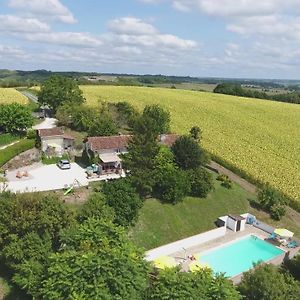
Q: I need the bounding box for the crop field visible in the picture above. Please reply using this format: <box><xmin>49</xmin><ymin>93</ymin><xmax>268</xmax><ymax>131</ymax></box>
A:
<box><xmin>0</xmin><ymin>88</ymin><xmax>28</xmax><ymax>104</ymax></box>
<box><xmin>81</xmin><ymin>85</ymin><xmax>300</xmax><ymax>203</ymax></box>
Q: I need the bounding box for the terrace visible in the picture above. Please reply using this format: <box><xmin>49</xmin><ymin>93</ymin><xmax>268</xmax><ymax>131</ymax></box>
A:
<box><xmin>146</xmin><ymin>213</ymin><xmax>300</xmax><ymax>284</ymax></box>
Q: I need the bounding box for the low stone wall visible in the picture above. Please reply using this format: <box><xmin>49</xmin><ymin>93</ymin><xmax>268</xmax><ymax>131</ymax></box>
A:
<box><xmin>145</xmin><ymin>226</ymin><xmax>226</xmax><ymax>261</ymax></box>
<box><xmin>3</xmin><ymin>148</ymin><xmax>41</xmax><ymax>170</ymax></box>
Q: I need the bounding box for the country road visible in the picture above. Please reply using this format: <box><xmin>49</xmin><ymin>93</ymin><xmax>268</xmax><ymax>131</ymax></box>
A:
<box><xmin>20</xmin><ymin>90</ymin><xmax>38</xmax><ymax>103</ymax></box>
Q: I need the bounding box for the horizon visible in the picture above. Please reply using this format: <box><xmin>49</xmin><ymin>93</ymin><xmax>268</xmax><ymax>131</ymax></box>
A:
<box><xmin>1</xmin><ymin>1</ymin><xmax>300</xmax><ymax>79</ymax></box>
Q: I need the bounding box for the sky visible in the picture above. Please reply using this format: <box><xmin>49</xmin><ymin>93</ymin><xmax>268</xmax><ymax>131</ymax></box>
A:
<box><xmin>1</xmin><ymin>0</ymin><xmax>300</xmax><ymax>79</ymax></box>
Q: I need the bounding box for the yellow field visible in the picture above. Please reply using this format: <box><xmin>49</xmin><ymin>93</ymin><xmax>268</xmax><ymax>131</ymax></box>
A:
<box><xmin>0</xmin><ymin>88</ymin><xmax>28</xmax><ymax>105</ymax></box>
<box><xmin>81</xmin><ymin>85</ymin><xmax>300</xmax><ymax>202</ymax></box>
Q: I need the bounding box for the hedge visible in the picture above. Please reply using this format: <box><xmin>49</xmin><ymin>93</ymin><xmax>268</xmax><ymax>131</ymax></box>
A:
<box><xmin>0</xmin><ymin>139</ymin><xmax>35</xmax><ymax>167</ymax></box>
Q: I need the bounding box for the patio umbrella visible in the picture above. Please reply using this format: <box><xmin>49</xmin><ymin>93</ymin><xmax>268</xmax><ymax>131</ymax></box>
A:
<box><xmin>189</xmin><ymin>261</ymin><xmax>210</xmax><ymax>272</ymax></box>
<box><xmin>153</xmin><ymin>256</ymin><xmax>177</xmax><ymax>270</ymax></box>
<box><xmin>274</xmin><ymin>228</ymin><xmax>294</xmax><ymax>238</ymax></box>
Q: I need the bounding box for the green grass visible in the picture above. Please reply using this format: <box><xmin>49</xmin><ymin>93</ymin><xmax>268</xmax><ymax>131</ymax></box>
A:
<box><xmin>0</xmin><ymin>139</ymin><xmax>35</xmax><ymax>167</ymax></box>
<box><xmin>129</xmin><ymin>175</ymin><xmax>300</xmax><ymax>250</ymax></box>
<box><xmin>0</xmin><ymin>134</ymin><xmax>20</xmax><ymax>147</ymax></box>
<box><xmin>129</xmin><ymin>176</ymin><xmax>252</xmax><ymax>250</ymax></box>
<box><xmin>81</xmin><ymin>85</ymin><xmax>300</xmax><ymax>204</ymax></box>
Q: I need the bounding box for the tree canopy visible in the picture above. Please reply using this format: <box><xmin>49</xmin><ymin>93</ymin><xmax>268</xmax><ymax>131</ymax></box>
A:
<box><xmin>171</xmin><ymin>135</ymin><xmax>208</xmax><ymax>170</ymax></box>
<box><xmin>38</xmin><ymin>75</ymin><xmax>85</xmax><ymax>112</ymax></box>
<box><xmin>0</xmin><ymin>103</ymin><xmax>33</xmax><ymax>133</ymax></box>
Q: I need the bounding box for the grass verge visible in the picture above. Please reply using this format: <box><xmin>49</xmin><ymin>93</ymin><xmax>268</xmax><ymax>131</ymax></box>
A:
<box><xmin>0</xmin><ymin>139</ymin><xmax>35</xmax><ymax>167</ymax></box>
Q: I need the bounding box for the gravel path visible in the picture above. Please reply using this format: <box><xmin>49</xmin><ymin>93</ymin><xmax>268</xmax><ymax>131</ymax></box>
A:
<box><xmin>209</xmin><ymin>161</ymin><xmax>257</xmax><ymax>194</ymax></box>
<box><xmin>32</xmin><ymin>117</ymin><xmax>57</xmax><ymax>130</ymax></box>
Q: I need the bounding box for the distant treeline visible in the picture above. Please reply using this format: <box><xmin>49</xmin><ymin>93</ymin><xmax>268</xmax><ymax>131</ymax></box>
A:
<box><xmin>214</xmin><ymin>83</ymin><xmax>300</xmax><ymax>104</ymax></box>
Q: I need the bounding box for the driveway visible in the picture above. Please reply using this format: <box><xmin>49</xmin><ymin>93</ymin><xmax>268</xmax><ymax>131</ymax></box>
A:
<box><xmin>33</xmin><ymin>117</ymin><xmax>57</xmax><ymax>130</ymax></box>
<box><xmin>3</xmin><ymin>163</ymin><xmax>89</xmax><ymax>193</ymax></box>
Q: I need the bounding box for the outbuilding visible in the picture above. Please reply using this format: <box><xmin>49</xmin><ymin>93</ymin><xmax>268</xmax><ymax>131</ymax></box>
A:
<box><xmin>227</xmin><ymin>214</ymin><xmax>246</xmax><ymax>232</ymax></box>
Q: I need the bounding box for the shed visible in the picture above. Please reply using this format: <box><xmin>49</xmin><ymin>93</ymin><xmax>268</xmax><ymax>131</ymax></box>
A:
<box><xmin>227</xmin><ymin>214</ymin><xmax>246</xmax><ymax>232</ymax></box>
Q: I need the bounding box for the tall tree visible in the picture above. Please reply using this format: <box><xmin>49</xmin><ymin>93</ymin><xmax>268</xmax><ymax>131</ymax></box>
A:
<box><xmin>122</xmin><ymin>105</ymin><xmax>168</xmax><ymax>196</ymax></box>
<box><xmin>40</xmin><ymin>218</ymin><xmax>150</xmax><ymax>300</ymax></box>
<box><xmin>171</xmin><ymin>135</ymin><xmax>208</xmax><ymax>170</ymax></box>
<box><xmin>238</xmin><ymin>264</ymin><xmax>300</xmax><ymax>300</ymax></box>
<box><xmin>0</xmin><ymin>103</ymin><xmax>33</xmax><ymax>133</ymax></box>
<box><xmin>38</xmin><ymin>75</ymin><xmax>85</xmax><ymax>112</ymax></box>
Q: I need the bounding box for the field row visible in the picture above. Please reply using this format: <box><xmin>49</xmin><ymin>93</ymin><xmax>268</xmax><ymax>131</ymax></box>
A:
<box><xmin>0</xmin><ymin>88</ymin><xmax>28</xmax><ymax>105</ymax></box>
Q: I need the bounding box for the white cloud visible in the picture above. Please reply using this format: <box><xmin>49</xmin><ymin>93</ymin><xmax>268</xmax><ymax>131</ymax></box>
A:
<box><xmin>108</xmin><ymin>17</ymin><xmax>158</xmax><ymax>35</ymax></box>
<box><xmin>8</xmin><ymin>0</ymin><xmax>76</xmax><ymax>24</ymax></box>
<box><xmin>24</xmin><ymin>32</ymin><xmax>102</xmax><ymax>47</ymax></box>
<box><xmin>0</xmin><ymin>15</ymin><xmax>50</xmax><ymax>33</ymax></box>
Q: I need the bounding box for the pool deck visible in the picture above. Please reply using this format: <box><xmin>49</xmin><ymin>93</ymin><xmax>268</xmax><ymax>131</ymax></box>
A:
<box><xmin>167</xmin><ymin>225</ymin><xmax>299</xmax><ymax>284</ymax></box>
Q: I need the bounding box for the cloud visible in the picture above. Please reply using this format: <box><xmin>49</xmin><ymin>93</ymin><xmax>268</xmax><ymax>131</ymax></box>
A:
<box><xmin>24</xmin><ymin>32</ymin><xmax>103</xmax><ymax>47</ymax></box>
<box><xmin>0</xmin><ymin>15</ymin><xmax>50</xmax><ymax>33</ymax></box>
<box><xmin>108</xmin><ymin>17</ymin><xmax>158</xmax><ymax>35</ymax></box>
<box><xmin>8</xmin><ymin>0</ymin><xmax>76</xmax><ymax>24</ymax></box>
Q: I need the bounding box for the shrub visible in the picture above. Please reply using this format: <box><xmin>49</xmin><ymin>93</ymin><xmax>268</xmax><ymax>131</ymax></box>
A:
<box><xmin>216</xmin><ymin>174</ymin><xmax>228</xmax><ymax>182</ymax></box>
<box><xmin>0</xmin><ymin>139</ymin><xmax>35</xmax><ymax>167</ymax></box>
<box><xmin>187</xmin><ymin>167</ymin><xmax>214</xmax><ymax>198</ymax></box>
<box><xmin>270</xmin><ymin>203</ymin><xmax>286</xmax><ymax>221</ymax></box>
<box><xmin>221</xmin><ymin>178</ymin><xmax>233</xmax><ymax>189</ymax></box>
<box><xmin>257</xmin><ymin>184</ymin><xmax>286</xmax><ymax>220</ymax></box>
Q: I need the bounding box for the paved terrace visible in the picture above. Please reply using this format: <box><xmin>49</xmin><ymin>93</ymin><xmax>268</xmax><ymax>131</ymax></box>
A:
<box><xmin>146</xmin><ymin>224</ymin><xmax>300</xmax><ymax>284</ymax></box>
<box><xmin>1</xmin><ymin>163</ymin><xmax>125</xmax><ymax>193</ymax></box>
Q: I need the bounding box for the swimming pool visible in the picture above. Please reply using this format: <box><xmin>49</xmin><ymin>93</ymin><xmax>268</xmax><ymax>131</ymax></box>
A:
<box><xmin>198</xmin><ymin>235</ymin><xmax>284</xmax><ymax>278</ymax></box>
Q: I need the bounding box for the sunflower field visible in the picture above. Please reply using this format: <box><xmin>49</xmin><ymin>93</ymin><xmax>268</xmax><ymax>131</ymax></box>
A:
<box><xmin>81</xmin><ymin>85</ymin><xmax>300</xmax><ymax>203</ymax></box>
<box><xmin>0</xmin><ymin>88</ymin><xmax>28</xmax><ymax>104</ymax></box>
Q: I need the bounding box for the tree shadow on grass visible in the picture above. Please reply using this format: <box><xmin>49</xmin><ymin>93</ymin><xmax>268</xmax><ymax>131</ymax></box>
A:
<box><xmin>0</xmin><ymin>263</ymin><xmax>31</xmax><ymax>300</ymax></box>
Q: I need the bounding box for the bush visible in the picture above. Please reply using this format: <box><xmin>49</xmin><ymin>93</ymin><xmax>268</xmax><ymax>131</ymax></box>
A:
<box><xmin>187</xmin><ymin>167</ymin><xmax>214</xmax><ymax>198</ymax></box>
<box><xmin>270</xmin><ymin>203</ymin><xmax>286</xmax><ymax>221</ymax></box>
<box><xmin>26</xmin><ymin>129</ymin><xmax>37</xmax><ymax>140</ymax></box>
<box><xmin>0</xmin><ymin>139</ymin><xmax>35</xmax><ymax>167</ymax></box>
<box><xmin>257</xmin><ymin>184</ymin><xmax>286</xmax><ymax>220</ymax></box>
<box><xmin>221</xmin><ymin>178</ymin><xmax>233</xmax><ymax>189</ymax></box>
<box><xmin>216</xmin><ymin>174</ymin><xmax>228</xmax><ymax>182</ymax></box>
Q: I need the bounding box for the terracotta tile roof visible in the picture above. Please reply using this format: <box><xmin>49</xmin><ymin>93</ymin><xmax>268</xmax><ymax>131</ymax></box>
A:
<box><xmin>159</xmin><ymin>134</ymin><xmax>179</xmax><ymax>147</ymax></box>
<box><xmin>87</xmin><ymin>135</ymin><xmax>132</xmax><ymax>152</ymax></box>
<box><xmin>38</xmin><ymin>128</ymin><xmax>64</xmax><ymax>137</ymax></box>
<box><xmin>87</xmin><ymin>134</ymin><xmax>179</xmax><ymax>152</ymax></box>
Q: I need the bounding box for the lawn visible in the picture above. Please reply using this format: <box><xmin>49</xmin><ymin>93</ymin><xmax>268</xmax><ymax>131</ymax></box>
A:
<box><xmin>129</xmin><ymin>175</ymin><xmax>300</xmax><ymax>250</ymax></box>
<box><xmin>0</xmin><ymin>88</ymin><xmax>28</xmax><ymax>105</ymax></box>
<box><xmin>0</xmin><ymin>134</ymin><xmax>21</xmax><ymax>147</ymax></box>
<box><xmin>81</xmin><ymin>85</ymin><xmax>300</xmax><ymax>204</ymax></box>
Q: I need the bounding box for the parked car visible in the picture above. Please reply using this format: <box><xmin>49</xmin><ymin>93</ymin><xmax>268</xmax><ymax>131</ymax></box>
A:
<box><xmin>57</xmin><ymin>159</ymin><xmax>71</xmax><ymax>170</ymax></box>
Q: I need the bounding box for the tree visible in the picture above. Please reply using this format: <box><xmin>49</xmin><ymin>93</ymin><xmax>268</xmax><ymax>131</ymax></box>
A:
<box><xmin>77</xmin><ymin>193</ymin><xmax>115</xmax><ymax>223</ymax></box>
<box><xmin>172</xmin><ymin>135</ymin><xmax>208</xmax><ymax>170</ymax></box>
<box><xmin>87</xmin><ymin>114</ymin><xmax>118</xmax><ymax>136</ymax></box>
<box><xmin>257</xmin><ymin>184</ymin><xmax>286</xmax><ymax>220</ymax></box>
<box><xmin>284</xmin><ymin>254</ymin><xmax>300</xmax><ymax>281</ymax></box>
<box><xmin>153</xmin><ymin>147</ymin><xmax>190</xmax><ymax>204</ymax></box>
<box><xmin>188</xmin><ymin>167</ymin><xmax>214</xmax><ymax>198</ymax></box>
<box><xmin>146</xmin><ymin>268</ymin><xmax>240</xmax><ymax>300</ymax></box>
<box><xmin>40</xmin><ymin>218</ymin><xmax>150</xmax><ymax>300</ymax></box>
<box><xmin>123</xmin><ymin>113</ymin><xmax>160</xmax><ymax>196</ymax></box>
<box><xmin>190</xmin><ymin>126</ymin><xmax>202</xmax><ymax>141</ymax></box>
<box><xmin>38</xmin><ymin>75</ymin><xmax>85</xmax><ymax>112</ymax></box>
<box><xmin>102</xmin><ymin>179</ymin><xmax>143</xmax><ymax>226</ymax></box>
<box><xmin>0</xmin><ymin>103</ymin><xmax>33</xmax><ymax>133</ymax></box>
<box><xmin>142</xmin><ymin>104</ymin><xmax>170</xmax><ymax>135</ymax></box>
<box><xmin>238</xmin><ymin>264</ymin><xmax>300</xmax><ymax>300</ymax></box>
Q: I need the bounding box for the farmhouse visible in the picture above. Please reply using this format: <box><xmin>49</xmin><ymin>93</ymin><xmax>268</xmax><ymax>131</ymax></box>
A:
<box><xmin>37</xmin><ymin>128</ymin><xmax>74</xmax><ymax>156</ymax></box>
<box><xmin>85</xmin><ymin>134</ymin><xmax>179</xmax><ymax>174</ymax></box>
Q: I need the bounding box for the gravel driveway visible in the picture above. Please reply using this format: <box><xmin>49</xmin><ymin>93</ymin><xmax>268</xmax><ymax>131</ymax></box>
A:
<box><xmin>3</xmin><ymin>163</ymin><xmax>89</xmax><ymax>193</ymax></box>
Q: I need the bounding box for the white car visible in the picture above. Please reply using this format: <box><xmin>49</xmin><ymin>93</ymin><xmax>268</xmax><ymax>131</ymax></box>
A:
<box><xmin>57</xmin><ymin>159</ymin><xmax>71</xmax><ymax>170</ymax></box>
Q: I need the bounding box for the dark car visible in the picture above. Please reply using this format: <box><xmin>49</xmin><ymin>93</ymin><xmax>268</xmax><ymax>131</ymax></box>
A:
<box><xmin>57</xmin><ymin>159</ymin><xmax>71</xmax><ymax>170</ymax></box>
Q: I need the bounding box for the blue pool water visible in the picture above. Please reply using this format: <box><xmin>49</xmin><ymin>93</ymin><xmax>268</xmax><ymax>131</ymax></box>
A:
<box><xmin>198</xmin><ymin>235</ymin><xmax>284</xmax><ymax>278</ymax></box>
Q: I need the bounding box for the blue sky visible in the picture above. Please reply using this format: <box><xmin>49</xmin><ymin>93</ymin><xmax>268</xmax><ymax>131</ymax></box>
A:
<box><xmin>1</xmin><ymin>0</ymin><xmax>300</xmax><ymax>79</ymax></box>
